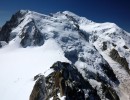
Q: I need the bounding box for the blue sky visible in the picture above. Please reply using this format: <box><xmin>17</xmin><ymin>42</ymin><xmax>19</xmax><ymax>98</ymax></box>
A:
<box><xmin>0</xmin><ymin>0</ymin><xmax>130</xmax><ymax>32</ymax></box>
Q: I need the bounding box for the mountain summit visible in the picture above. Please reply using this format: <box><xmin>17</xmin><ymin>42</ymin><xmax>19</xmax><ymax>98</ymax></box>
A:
<box><xmin>0</xmin><ymin>10</ymin><xmax>130</xmax><ymax>100</ymax></box>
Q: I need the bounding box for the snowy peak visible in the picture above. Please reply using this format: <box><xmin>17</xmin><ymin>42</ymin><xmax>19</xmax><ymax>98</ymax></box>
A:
<box><xmin>0</xmin><ymin>10</ymin><xmax>94</xmax><ymax>48</ymax></box>
<box><xmin>0</xmin><ymin>10</ymin><xmax>130</xmax><ymax>100</ymax></box>
<box><xmin>62</xmin><ymin>11</ymin><xmax>93</xmax><ymax>25</ymax></box>
<box><xmin>0</xmin><ymin>10</ymin><xmax>28</xmax><ymax>42</ymax></box>
<box><xmin>17</xmin><ymin>9</ymin><xmax>29</xmax><ymax>15</ymax></box>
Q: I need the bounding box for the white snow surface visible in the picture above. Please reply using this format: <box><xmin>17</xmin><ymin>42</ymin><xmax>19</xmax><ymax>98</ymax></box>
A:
<box><xmin>0</xmin><ymin>39</ymin><xmax>69</xmax><ymax>100</ymax></box>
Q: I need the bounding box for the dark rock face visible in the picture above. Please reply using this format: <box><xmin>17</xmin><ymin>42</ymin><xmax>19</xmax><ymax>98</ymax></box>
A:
<box><xmin>123</xmin><ymin>45</ymin><xmax>128</xmax><ymax>49</ymax></box>
<box><xmin>78</xmin><ymin>29</ymin><xmax>90</xmax><ymax>42</ymax></box>
<box><xmin>110</xmin><ymin>49</ymin><xmax>130</xmax><ymax>74</ymax></box>
<box><xmin>30</xmin><ymin>75</ymin><xmax>47</xmax><ymax>100</ymax></box>
<box><xmin>0</xmin><ymin>10</ymin><xmax>27</xmax><ymax>43</ymax></box>
<box><xmin>30</xmin><ymin>61</ymin><xmax>119</xmax><ymax>100</ymax></box>
<box><xmin>102</xmin><ymin>42</ymin><xmax>107</xmax><ymax>51</ymax></box>
<box><xmin>20</xmin><ymin>20</ymin><xmax>45</xmax><ymax>47</ymax></box>
<box><xmin>101</xmin><ymin>84</ymin><xmax>119</xmax><ymax>100</ymax></box>
<box><xmin>64</xmin><ymin>50</ymin><xmax>78</xmax><ymax>64</ymax></box>
<box><xmin>99</xmin><ymin>63</ymin><xmax>119</xmax><ymax>85</ymax></box>
<box><xmin>112</xmin><ymin>43</ymin><xmax>116</xmax><ymax>47</ymax></box>
<box><xmin>49</xmin><ymin>61</ymin><xmax>97</xmax><ymax>100</ymax></box>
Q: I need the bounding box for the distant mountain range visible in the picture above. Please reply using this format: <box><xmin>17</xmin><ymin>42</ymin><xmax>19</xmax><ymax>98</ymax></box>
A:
<box><xmin>0</xmin><ymin>10</ymin><xmax>130</xmax><ymax>100</ymax></box>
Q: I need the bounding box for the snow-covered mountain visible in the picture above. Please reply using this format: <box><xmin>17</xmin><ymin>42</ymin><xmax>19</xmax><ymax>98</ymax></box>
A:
<box><xmin>0</xmin><ymin>10</ymin><xmax>130</xmax><ymax>100</ymax></box>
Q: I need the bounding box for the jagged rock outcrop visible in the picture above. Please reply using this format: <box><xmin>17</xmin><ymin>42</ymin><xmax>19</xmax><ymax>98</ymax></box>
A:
<box><xmin>0</xmin><ymin>10</ymin><xmax>28</xmax><ymax>42</ymax></box>
<box><xmin>101</xmin><ymin>83</ymin><xmax>119</xmax><ymax>100</ymax></box>
<box><xmin>102</xmin><ymin>42</ymin><xmax>107</xmax><ymax>51</ymax></box>
<box><xmin>30</xmin><ymin>61</ymin><xmax>119</xmax><ymax>100</ymax></box>
<box><xmin>123</xmin><ymin>45</ymin><xmax>128</xmax><ymax>49</ymax></box>
<box><xmin>20</xmin><ymin>20</ymin><xmax>45</xmax><ymax>47</ymax></box>
<box><xmin>30</xmin><ymin>75</ymin><xmax>47</xmax><ymax>100</ymax></box>
<box><xmin>110</xmin><ymin>49</ymin><xmax>130</xmax><ymax>74</ymax></box>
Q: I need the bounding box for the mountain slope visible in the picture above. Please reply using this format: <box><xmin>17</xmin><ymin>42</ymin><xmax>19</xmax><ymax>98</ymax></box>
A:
<box><xmin>0</xmin><ymin>10</ymin><xmax>130</xmax><ymax>100</ymax></box>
